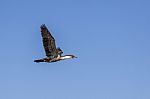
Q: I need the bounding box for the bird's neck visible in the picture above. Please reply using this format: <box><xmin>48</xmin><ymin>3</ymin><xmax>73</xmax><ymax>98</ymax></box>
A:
<box><xmin>60</xmin><ymin>55</ymin><xmax>72</xmax><ymax>60</ymax></box>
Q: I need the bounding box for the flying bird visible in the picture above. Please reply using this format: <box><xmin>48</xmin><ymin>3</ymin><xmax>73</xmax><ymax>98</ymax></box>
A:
<box><xmin>34</xmin><ymin>24</ymin><xmax>77</xmax><ymax>63</ymax></box>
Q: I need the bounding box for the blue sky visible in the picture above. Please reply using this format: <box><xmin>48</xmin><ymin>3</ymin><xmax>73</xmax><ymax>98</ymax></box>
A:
<box><xmin>0</xmin><ymin>0</ymin><xmax>150</xmax><ymax>99</ymax></box>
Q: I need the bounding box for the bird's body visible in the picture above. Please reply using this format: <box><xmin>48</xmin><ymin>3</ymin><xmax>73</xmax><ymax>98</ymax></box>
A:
<box><xmin>34</xmin><ymin>24</ymin><xmax>77</xmax><ymax>63</ymax></box>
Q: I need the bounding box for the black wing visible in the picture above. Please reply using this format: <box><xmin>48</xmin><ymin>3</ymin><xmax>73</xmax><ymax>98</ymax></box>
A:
<box><xmin>40</xmin><ymin>24</ymin><xmax>58</xmax><ymax>58</ymax></box>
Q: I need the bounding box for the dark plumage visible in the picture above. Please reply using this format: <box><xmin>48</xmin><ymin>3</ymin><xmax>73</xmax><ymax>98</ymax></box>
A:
<box><xmin>34</xmin><ymin>24</ymin><xmax>77</xmax><ymax>63</ymax></box>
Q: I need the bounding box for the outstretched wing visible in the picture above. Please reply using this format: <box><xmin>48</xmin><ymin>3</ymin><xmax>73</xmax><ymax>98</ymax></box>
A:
<box><xmin>40</xmin><ymin>24</ymin><xmax>58</xmax><ymax>58</ymax></box>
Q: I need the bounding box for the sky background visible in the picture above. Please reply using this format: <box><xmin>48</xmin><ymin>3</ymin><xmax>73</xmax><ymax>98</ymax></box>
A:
<box><xmin>0</xmin><ymin>0</ymin><xmax>150</xmax><ymax>99</ymax></box>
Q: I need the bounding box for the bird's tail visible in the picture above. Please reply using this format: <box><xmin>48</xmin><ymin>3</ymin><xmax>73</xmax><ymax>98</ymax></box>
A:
<box><xmin>34</xmin><ymin>59</ymin><xmax>45</xmax><ymax>63</ymax></box>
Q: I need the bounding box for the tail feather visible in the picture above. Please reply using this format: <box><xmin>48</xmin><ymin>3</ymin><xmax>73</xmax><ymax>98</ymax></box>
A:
<box><xmin>34</xmin><ymin>59</ymin><xmax>45</xmax><ymax>63</ymax></box>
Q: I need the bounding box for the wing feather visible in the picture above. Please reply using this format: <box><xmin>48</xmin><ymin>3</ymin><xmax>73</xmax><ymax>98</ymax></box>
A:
<box><xmin>40</xmin><ymin>24</ymin><xmax>58</xmax><ymax>58</ymax></box>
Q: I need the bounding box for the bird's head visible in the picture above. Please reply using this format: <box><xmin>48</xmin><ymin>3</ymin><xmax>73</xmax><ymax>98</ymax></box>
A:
<box><xmin>70</xmin><ymin>55</ymin><xmax>77</xmax><ymax>58</ymax></box>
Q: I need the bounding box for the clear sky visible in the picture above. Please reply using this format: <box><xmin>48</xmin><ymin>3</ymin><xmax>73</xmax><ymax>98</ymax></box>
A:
<box><xmin>0</xmin><ymin>0</ymin><xmax>150</xmax><ymax>99</ymax></box>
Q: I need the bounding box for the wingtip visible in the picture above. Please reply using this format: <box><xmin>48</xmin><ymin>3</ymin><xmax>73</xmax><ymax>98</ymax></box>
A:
<box><xmin>40</xmin><ymin>24</ymin><xmax>47</xmax><ymax>29</ymax></box>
